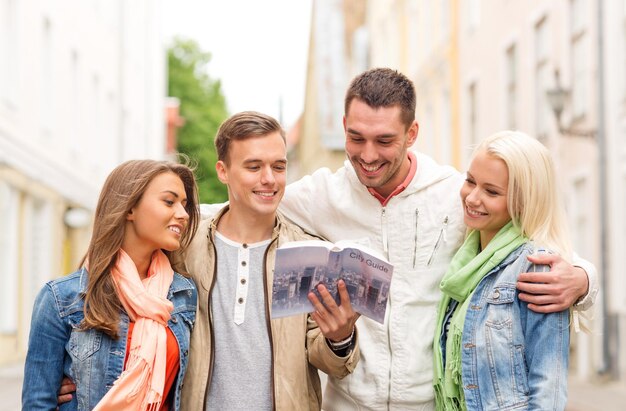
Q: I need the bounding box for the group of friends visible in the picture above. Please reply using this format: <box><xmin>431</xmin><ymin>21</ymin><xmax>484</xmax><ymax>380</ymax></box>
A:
<box><xmin>22</xmin><ymin>68</ymin><xmax>598</xmax><ymax>411</ymax></box>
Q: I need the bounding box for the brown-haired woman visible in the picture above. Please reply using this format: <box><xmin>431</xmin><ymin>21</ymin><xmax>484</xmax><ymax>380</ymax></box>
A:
<box><xmin>22</xmin><ymin>159</ymin><xmax>200</xmax><ymax>411</ymax></box>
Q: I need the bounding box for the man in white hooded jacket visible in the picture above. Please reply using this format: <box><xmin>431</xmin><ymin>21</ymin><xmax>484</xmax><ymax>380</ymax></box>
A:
<box><xmin>278</xmin><ymin>68</ymin><xmax>598</xmax><ymax>410</ymax></box>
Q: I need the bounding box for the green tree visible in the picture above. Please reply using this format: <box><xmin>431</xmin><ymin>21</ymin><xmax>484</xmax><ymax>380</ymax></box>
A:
<box><xmin>167</xmin><ymin>37</ymin><xmax>229</xmax><ymax>203</ymax></box>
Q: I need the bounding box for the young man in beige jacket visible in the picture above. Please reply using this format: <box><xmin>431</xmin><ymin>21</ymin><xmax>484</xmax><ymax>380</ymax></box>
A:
<box><xmin>180</xmin><ymin>111</ymin><xmax>360</xmax><ymax>410</ymax></box>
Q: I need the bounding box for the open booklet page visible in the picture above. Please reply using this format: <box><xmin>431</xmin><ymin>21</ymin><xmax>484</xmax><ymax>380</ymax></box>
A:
<box><xmin>271</xmin><ymin>240</ymin><xmax>394</xmax><ymax>324</ymax></box>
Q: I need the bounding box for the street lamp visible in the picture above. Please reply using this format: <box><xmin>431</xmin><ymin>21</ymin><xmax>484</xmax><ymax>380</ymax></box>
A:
<box><xmin>545</xmin><ymin>69</ymin><xmax>595</xmax><ymax>138</ymax></box>
<box><xmin>63</xmin><ymin>207</ymin><xmax>91</xmax><ymax>229</ymax></box>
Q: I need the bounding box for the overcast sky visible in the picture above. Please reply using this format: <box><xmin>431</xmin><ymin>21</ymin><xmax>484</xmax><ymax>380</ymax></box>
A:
<box><xmin>162</xmin><ymin>0</ymin><xmax>313</xmax><ymax>129</ymax></box>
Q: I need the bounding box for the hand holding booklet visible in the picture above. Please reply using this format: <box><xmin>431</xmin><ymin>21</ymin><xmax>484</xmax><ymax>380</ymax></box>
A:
<box><xmin>271</xmin><ymin>240</ymin><xmax>394</xmax><ymax>324</ymax></box>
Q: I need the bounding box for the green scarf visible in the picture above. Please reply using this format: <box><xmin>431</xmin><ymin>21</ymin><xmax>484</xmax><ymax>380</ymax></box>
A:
<box><xmin>433</xmin><ymin>222</ymin><xmax>526</xmax><ymax>411</ymax></box>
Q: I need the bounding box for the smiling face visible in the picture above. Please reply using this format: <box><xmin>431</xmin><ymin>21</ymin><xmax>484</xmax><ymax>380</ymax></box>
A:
<box><xmin>461</xmin><ymin>150</ymin><xmax>511</xmax><ymax>247</ymax></box>
<box><xmin>124</xmin><ymin>171</ymin><xmax>190</xmax><ymax>255</ymax></box>
<box><xmin>216</xmin><ymin>131</ymin><xmax>287</xmax><ymax>220</ymax></box>
<box><xmin>344</xmin><ymin>99</ymin><xmax>418</xmax><ymax>198</ymax></box>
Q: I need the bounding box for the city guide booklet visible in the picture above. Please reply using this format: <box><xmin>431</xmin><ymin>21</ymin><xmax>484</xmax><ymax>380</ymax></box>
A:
<box><xmin>271</xmin><ymin>240</ymin><xmax>394</xmax><ymax>324</ymax></box>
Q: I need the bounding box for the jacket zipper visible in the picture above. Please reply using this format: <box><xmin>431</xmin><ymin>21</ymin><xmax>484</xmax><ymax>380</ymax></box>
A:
<box><xmin>263</xmin><ymin>236</ymin><xmax>280</xmax><ymax>411</ymax></box>
<box><xmin>203</xmin><ymin>237</ymin><xmax>219</xmax><ymax>409</ymax></box>
<box><xmin>427</xmin><ymin>216</ymin><xmax>448</xmax><ymax>266</ymax></box>
<box><xmin>412</xmin><ymin>209</ymin><xmax>420</xmax><ymax>268</ymax></box>
<box><xmin>381</xmin><ymin>207</ymin><xmax>388</xmax><ymax>256</ymax></box>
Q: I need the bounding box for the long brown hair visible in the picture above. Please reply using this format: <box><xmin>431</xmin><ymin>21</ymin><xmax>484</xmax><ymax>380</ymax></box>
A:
<box><xmin>81</xmin><ymin>159</ymin><xmax>200</xmax><ymax>337</ymax></box>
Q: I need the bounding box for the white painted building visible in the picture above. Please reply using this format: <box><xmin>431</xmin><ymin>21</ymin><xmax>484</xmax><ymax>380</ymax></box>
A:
<box><xmin>0</xmin><ymin>0</ymin><xmax>166</xmax><ymax>365</ymax></box>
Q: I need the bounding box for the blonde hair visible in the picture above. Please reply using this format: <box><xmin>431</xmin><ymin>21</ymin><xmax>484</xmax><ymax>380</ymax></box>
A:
<box><xmin>474</xmin><ymin>131</ymin><xmax>571</xmax><ymax>260</ymax></box>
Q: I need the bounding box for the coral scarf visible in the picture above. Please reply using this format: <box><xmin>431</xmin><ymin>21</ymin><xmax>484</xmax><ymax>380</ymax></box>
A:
<box><xmin>94</xmin><ymin>249</ymin><xmax>174</xmax><ymax>411</ymax></box>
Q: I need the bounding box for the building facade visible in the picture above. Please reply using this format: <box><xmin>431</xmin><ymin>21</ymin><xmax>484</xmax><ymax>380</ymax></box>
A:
<box><xmin>296</xmin><ymin>0</ymin><xmax>368</xmax><ymax>176</ymax></box>
<box><xmin>456</xmin><ymin>0</ymin><xmax>625</xmax><ymax>381</ymax></box>
<box><xmin>0</xmin><ymin>0</ymin><xmax>166</xmax><ymax>365</ymax></box>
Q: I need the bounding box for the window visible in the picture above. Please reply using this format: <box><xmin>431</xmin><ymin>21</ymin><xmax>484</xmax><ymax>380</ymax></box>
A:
<box><xmin>535</xmin><ymin>18</ymin><xmax>550</xmax><ymax>138</ymax></box>
<box><xmin>313</xmin><ymin>0</ymin><xmax>349</xmax><ymax>150</ymax></box>
<box><xmin>570</xmin><ymin>175</ymin><xmax>591</xmax><ymax>254</ymax></box>
<box><xmin>620</xmin><ymin>170</ymin><xmax>626</xmax><ymax>276</ymax></box>
<box><xmin>422</xmin><ymin>102</ymin><xmax>435</xmax><ymax>156</ymax></box>
<box><xmin>570</xmin><ymin>0</ymin><xmax>588</xmax><ymax>119</ymax></box>
<box><xmin>27</xmin><ymin>198</ymin><xmax>53</xmax><ymax>297</ymax></box>
<box><xmin>70</xmin><ymin>50</ymin><xmax>80</xmax><ymax>156</ymax></box>
<box><xmin>468</xmin><ymin>0</ymin><xmax>481</xmax><ymax>31</ymax></box>
<box><xmin>0</xmin><ymin>182</ymin><xmax>19</xmax><ymax>334</ymax></box>
<box><xmin>440</xmin><ymin>90</ymin><xmax>451</xmax><ymax>164</ymax></box>
<box><xmin>623</xmin><ymin>0</ymin><xmax>626</xmax><ymax>99</ymax></box>
<box><xmin>352</xmin><ymin>26</ymin><xmax>370</xmax><ymax>74</ymax></box>
<box><xmin>506</xmin><ymin>45</ymin><xmax>517</xmax><ymax>129</ymax></box>
<box><xmin>468</xmin><ymin>81</ymin><xmax>478</xmax><ymax>146</ymax></box>
<box><xmin>0</xmin><ymin>0</ymin><xmax>18</xmax><ymax>106</ymax></box>
<box><xmin>41</xmin><ymin>17</ymin><xmax>53</xmax><ymax>133</ymax></box>
<box><xmin>440</xmin><ymin>0</ymin><xmax>450</xmax><ymax>42</ymax></box>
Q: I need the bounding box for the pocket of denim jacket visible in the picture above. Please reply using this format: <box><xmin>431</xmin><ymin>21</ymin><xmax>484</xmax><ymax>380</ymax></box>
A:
<box><xmin>486</xmin><ymin>284</ymin><xmax>515</xmax><ymax>305</ymax></box>
<box><xmin>485</xmin><ymin>284</ymin><xmax>516</xmax><ymax>329</ymax></box>
<box><xmin>68</xmin><ymin>328</ymin><xmax>103</xmax><ymax>361</ymax></box>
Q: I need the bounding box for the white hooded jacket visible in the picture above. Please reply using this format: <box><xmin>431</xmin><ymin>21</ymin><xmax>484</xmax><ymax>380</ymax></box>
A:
<box><xmin>281</xmin><ymin>153</ymin><xmax>467</xmax><ymax>410</ymax></box>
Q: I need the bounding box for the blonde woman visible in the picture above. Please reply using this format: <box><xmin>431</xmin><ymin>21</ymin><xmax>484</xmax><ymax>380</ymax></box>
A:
<box><xmin>433</xmin><ymin>131</ymin><xmax>571</xmax><ymax>411</ymax></box>
<box><xmin>23</xmin><ymin>160</ymin><xmax>199</xmax><ymax>410</ymax></box>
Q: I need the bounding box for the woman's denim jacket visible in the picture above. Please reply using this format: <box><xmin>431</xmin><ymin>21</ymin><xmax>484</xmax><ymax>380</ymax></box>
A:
<box><xmin>440</xmin><ymin>244</ymin><xmax>570</xmax><ymax>411</ymax></box>
<box><xmin>22</xmin><ymin>268</ymin><xmax>197</xmax><ymax>411</ymax></box>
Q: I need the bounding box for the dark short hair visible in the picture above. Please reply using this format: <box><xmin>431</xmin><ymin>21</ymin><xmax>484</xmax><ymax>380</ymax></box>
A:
<box><xmin>344</xmin><ymin>68</ymin><xmax>416</xmax><ymax>129</ymax></box>
<box><xmin>215</xmin><ymin>111</ymin><xmax>286</xmax><ymax>164</ymax></box>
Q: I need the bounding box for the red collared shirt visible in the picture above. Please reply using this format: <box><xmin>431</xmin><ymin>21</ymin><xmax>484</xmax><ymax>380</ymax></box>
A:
<box><xmin>367</xmin><ymin>151</ymin><xmax>417</xmax><ymax>206</ymax></box>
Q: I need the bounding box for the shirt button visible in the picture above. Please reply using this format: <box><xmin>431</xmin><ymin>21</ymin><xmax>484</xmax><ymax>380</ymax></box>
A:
<box><xmin>171</xmin><ymin>317</ymin><xmax>178</xmax><ymax>323</ymax></box>
<box><xmin>241</xmin><ymin>261</ymin><xmax>247</xmax><ymax>266</ymax></box>
<box><xmin>242</xmin><ymin>243</ymin><xmax>248</xmax><ymax>249</ymax></box>
<box><xmin>238</xmin><ymin>297</ymin><xmax>244</xmax><ymax>304</ymax></box>
<box><xmin>492</xmin><ymin>290</ymin><xmax>500</xmax><ymax>299</ymax></box>
<box><xmin>240</xmin><ymin>278</ymin><xmax>247</xmax><ymax>285</ymax></box>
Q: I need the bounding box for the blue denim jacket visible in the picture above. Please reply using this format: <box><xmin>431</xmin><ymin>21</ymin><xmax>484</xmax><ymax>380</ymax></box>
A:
<box><xmin>22</xmin><ymin>268</ymin><xmax>197</xmax><ymax>411</ymax></box>
<box><xmin>440</xmin><ymin>244</ymin><xmax>569</xmax><ymax>411</ymax></box>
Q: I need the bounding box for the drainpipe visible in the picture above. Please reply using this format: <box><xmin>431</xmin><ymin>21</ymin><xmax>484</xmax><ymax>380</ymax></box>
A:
<box><xmin>596</xmin><ymin>0</ymin><xmax>616</xmax><ymax>379</ymax></box>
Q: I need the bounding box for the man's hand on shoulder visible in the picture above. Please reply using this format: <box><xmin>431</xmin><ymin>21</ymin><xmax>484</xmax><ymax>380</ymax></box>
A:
<box><xmin>516</xmin><ymin>253</ymin><xmax>588</xmax><ymax>313</ymax></box>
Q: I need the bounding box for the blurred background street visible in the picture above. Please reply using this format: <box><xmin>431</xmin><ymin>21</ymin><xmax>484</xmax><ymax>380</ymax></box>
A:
<box><xmin>2</xmin><ymin>0</ymin><xmax>626</xmax><ymax>407</ymax></box>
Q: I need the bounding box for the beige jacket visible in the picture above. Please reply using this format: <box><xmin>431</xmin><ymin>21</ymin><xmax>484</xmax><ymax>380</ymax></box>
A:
<box><xmin>180</xmin><ymin>207</ymin><xmax>360</xmax><ymax>411</ymax></box>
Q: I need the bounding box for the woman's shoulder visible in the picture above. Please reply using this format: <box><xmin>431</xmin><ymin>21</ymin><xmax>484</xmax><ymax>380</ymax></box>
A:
<box><xmin>496</xmin><ymin>243</ymin><xmax>554</xmax><ymax>281</ymax></box>
<box><xmin>46</xmin><ymin>268</ymin><xmax>87</xmax><ymax>297</ymax></box>
<box><xmin>171</xmin><ymin>272</ymin><xmax>197</xmax><ymax>294</ymax></box>
<box><xmin>38</xmin><ymin>269</ymin><xmax>87</xmax><ymax>317</ymax></box>
<box><xmin>509</xmin><ymin>243</ymin><xmax>555</xmax><ymax>265</ymax></box>
<box><xmin>170</xmin><ymin>272</ymin><xmax>197</xmax><ymax>312</ymax></box>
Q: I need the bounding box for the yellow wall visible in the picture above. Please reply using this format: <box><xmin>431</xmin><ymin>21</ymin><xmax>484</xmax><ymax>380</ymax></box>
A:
<box><xmin>0</xmin><ymin>168</ymin><xmax>91</xmax><ymax>365</ymax></box>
